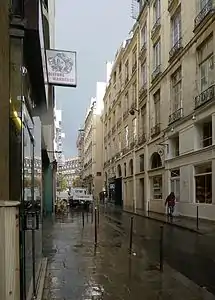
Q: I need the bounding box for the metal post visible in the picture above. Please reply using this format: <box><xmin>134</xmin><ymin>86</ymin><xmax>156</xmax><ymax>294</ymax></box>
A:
<box><xmin>91</xmin><ymin>205</ymin><xmax>93</xmax><ymax>223</ymax></box>
<box><xmin>82</xmin><ymin>210</ymin><xmax>84</xmax><ymax>228</ymax></box>
<box><xmin>129</xmin><ymin>217</ymin><xmax>134</xmax><ymax>254</ymax></box>
<box><xmin>94</xmin><ymin>207</ymin><xmax>97</xmax><ymax>245</ymax></box>
<box><xmin>159</xmin><ymin>226</ymin><xmax>164</xmax><ymax>272</ymax></box>
<box><xmin>196</xmin><ymin>205</ymin><xmax>199</xmax><ymax>230</ymax></box>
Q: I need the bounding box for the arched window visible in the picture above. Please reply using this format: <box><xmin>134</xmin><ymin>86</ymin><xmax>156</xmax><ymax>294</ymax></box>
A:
<box><xmin>129</xmin><ymin>159</ymin><xmax>134</xmax><ymax>175</ymax></box>
<box><xmin>124</xmin><ymin>163</ymin><xmax>127</xmax><ymax>177</ymax></box>
<box><xmin>151</xmin><ymin>152</ymin><xmax>162</xmax><ymax>169</ymax></box>
<box><xmin>117</xmin><ymin>164</ymin><xmax>122</xmax><ymax>177</ymax></box>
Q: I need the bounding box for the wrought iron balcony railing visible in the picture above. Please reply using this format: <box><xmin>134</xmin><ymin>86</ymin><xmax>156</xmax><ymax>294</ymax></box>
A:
<box><xmin>194</xmin><ymin>0</ymin><xmax>214</xmax><ymax>28</ymax></box>
<box><xmin>112</xmin><ymin>125</ymin><xmax>116</xmax><ymax>134</ymax></box>
<box><xmin>139</xmin><ymin>84</ymin><xmax>147</xmax><ymax>101</ymax></box>
<box><xmin>139</xmin><ymin>43</ymin><xmax>147</xmax><ymax>59</ymax></box>
<box><xmin>151</xmin><ymin>65</ymin><xmax>161</xmax><ymax>82</ymax></box>
<box><xmin>151</xmin><ymin>17</ymin><xmax>161</xmax><ymax>38</ymax></box>
<box><xmin>123</xmin><ymin>110</ymin><xmax>129</xmax><ymax>120</ymax></box>
<box><xmin>132</xmin><ymin>62</ymin><xmax>137</xmax><ymax>73</ymax></box>
<box><xmin>168</xmin><ymin>108</ymin><xmax>183</xmax><ymax>124</ymax></box>
<box><xmin>125</xmin><ymin>76</ymin><xmax>129</xmax><ymax>85</ymax></box>
<box><xmin>117</xmin><ymin>119</ymin><xmax>122</xmax><ymax>128</ymax></box>
<box><xmin>138</xmin><ymin>132</ymin><xmax>146</xmax><ymax>146</ymax></box>
<box><xmin>169</xmin><ymin>38</ymin><xmax>182</xmax><ymax>60</ymax></box>
<box><xmin>151</xmin><ymin>123</ymin><xmax>160</xmax><ymax>138</ymax></box>
<box><xmin>195</xmin><ymin>84</ymin><xmax>215</xmax><ymax>109</ymax></box>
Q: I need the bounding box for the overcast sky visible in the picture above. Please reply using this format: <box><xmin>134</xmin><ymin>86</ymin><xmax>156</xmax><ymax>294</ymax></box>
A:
<box><xmin>55</xmin><ymin>0</ymin><xmax>134</xmax><ymax>158</ymax></box>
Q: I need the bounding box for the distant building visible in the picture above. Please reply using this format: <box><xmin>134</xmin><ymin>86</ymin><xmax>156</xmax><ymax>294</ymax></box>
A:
<box><xmin>79</xmin><ymin>82</ymin><xmax>106</xmax><ymax>198</ymax></box>
<box><xmin>54</xmin><ymin>109</ymin><xmax>65</xmax><ymax>166</ymax></box>
<box><xmin>58</xmin><ymin>157</ymin><xmax>80</xmax><ymax>187</ymax></box>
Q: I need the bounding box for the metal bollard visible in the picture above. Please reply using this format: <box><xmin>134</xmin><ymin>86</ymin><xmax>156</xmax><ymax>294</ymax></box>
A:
<box><xmin>159</xmin><ymin>225</ymin><xmax>164</xmax><ymax>272</ymax></box>
<box><xmin>94</xmin><ymin>207</ymin><xmax>97</xmax><ymax>246</ymax></box>
<box><xmin>129</xmin><ymin>217</ymin><xmax>134</xmax><ymax>254</ymax></box>
<box><xmin>82</xmin><ymin>211</ymin><xmax>85</xmax><ymax>228</ymax></box>
<box><xmin>196</xmin><ymin>205</ymin><xmax>199</xmax><ymax>230</ymax></box>
<box><xmin>91</xmin><ymin>205</ymin><xmax>94</xmax><ymax>224</ymax></box>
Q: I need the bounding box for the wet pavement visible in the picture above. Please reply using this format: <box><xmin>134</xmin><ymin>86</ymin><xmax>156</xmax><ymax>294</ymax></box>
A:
<box><xmin>42</xmin><ymin>208</ymin><xmax>215</xmax><ymax>300</ymax></box>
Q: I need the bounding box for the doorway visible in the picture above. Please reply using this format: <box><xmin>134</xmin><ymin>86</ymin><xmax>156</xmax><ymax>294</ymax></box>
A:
<box><xmin>115</xmin><ymin>177</ymin><xmax>122</xmax><ymax>206</ymax></box>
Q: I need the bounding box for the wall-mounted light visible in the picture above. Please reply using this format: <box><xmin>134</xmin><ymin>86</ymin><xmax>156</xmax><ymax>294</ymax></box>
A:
<box><xmin>129</xmin><ymin>108</ymin><xmax>140</xmax><ymax>116</ymax></box>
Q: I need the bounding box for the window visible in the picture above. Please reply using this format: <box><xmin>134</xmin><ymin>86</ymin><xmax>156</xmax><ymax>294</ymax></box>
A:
<box><xmin>118</xmin><ymin>132</ymin><xmax>121</xmax><ymax>151</ymax></box>
<box><xmin>195</xmin><ymin>163</ymin><xmax>212</xmax><ymax>204</ymax></box>
<box><xmin>171</xmin><ymin>169</ymin><xmax>180</xmax><ymax>201</ymax></box>
<box><xmin>125</xmin><ymin>126</ymin><xmax>129</xmax><ymax>147</ymax></box>
<box><xmin>140</xmin><ymin>154</ymin><xmax>144</xmax><ymax>172</ymax></box>
<box><xmin>132</xmin><ymin>118</ymin><xmax>137</xmax><ymax>139</ymax></box>
<box><xmin>153</xmin><ymin>0</ymin><xmax>161</xmax><ymax>23</ymax></box>
<box><xmin>171</xmin><ymin>67</ymin><xmax>182</xmax><ymax>112</ymax></box>
<box><xmin>199</xmin><ymin>55</ymin><xmax>214</xmax><ymax>92</ymax></box>
<box><xmin>141</xmin><ymin>24</ymin><xmax>147</xmax><ymax>46</ymax></box>
<box><xmin>153</xmin><ymin>40</ymin><xmax>161</xmax><ymax>69</ymax></box>
<box><xmin>152</xmin><ymin>175</ymin><xmax>162</xmax><ymax>200</ymax></box>
<box><xmin>140</xmin><ymin>107</ymin><xmax>146</xmax><ymax>133</ymax></box>
<box><xmin>124</xmin><ymin>162</ymin><xmax>127</xmax><ymax>177</ymax></box>
<box><xmin>202</xmin><ymin>121</ymin><xmax>212</xmax><ymax>147</ymax></box>
<box><xmin>198</xmin><ymin>37</ymin><xmax>214</xmax><ymax>92</ymax></box>
<box><xmin>125</xmin><ymin>60</ymin><xmax>129</xmax><ymax>81</ymax></box>
<box><xmin>132</xmin><ymin>49</ymin><xmax>137</xmax><ymax>68</ymax></box>
<box><xmin>154</xmin><ymin>90</ymin><xmax>160</xmax><ymax>125</ymax></box>
<box><xmin>171</xmin><ymin>10</ymin><xmax>181</xmax><ymax>46</ymax></box>
<box><xmin>141</xmin><ymin>63</ymin><xmax>147</xmax><ymax>86</ymax></box>
<box><xmin>132</xmin><ymin>82</ymin><xmax>137</xmax><ymax>104</ymax></box>
<box><xmin>125</xmin><ymin>92</ymin><xmax>129</xmax><ymax>111</ymax></box>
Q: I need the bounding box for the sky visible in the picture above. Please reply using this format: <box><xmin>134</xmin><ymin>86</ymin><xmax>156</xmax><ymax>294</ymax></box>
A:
<box><xmin>55</xmin><ymin>0</ymin><xmax>134</xmax><ymax>158</ymax></box>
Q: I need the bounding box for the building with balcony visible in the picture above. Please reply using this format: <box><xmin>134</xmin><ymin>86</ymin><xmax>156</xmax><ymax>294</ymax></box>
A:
<box><xmin>76</xmin><ymin>129</ymin><xmax>85</xmax><ymax>181</ymax></box>
<box><xmin>81</xmin><ymin>82</ymin><xmax>106</xmax><ymax>198</ymax></box>
<box><xmin>102</xmin><ymin>0</ymin><xmax>215</xmax><ymax>220</ymax></box>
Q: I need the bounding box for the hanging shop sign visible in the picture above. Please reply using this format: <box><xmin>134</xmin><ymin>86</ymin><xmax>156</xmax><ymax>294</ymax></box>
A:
<box><xmin>46</xmin><ymin>49</ymin><xmax>77</xmax><ymax>87</ymax></box>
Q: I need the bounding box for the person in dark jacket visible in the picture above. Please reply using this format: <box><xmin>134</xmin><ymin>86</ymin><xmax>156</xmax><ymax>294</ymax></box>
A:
<box><xmin>165</xmin><ymin>192</ymin><xmax>176</xmax><ymax>217</ymax></box>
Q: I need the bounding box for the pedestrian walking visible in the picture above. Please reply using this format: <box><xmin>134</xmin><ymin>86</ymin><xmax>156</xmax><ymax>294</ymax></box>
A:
<box><xmin>165</xmin><ymin>192</ymin><xmax>176</xmax><ymax>218</ymax></box>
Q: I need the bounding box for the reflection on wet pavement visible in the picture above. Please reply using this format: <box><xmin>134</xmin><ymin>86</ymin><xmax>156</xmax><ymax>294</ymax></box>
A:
<box><xmin>42</xmin><ymin>210</ymin><xmax>215</xmax><ymax>300</ymax></box>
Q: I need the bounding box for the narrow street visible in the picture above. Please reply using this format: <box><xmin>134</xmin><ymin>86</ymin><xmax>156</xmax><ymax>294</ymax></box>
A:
<box><xmin>42</xmin><ymin>207</ymin><xmax>215</xmax><ymax>300</ymax></box>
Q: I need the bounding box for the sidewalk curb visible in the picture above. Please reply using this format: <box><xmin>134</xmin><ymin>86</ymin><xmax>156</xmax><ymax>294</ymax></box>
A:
<box><xmin>123</xmin><ymin>209</ymin><xmax>202</xmax><ymax>235</ymax></box>
<box><xmin>36</xmin><ymin>257</ymin><xmax>48</xmax><ymax>300</ymax></box>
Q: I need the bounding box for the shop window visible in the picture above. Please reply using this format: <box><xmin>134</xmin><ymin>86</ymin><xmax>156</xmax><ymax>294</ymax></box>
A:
<box><xmin>152</xmin><ymin>175</ymin><xmax>162</xmax><ymax>200</ymax></box>
<box><xmin>170</xmin><ymin>169</ymin><xmax>180</xmax><ymax>202</ymax></box>
<box><xmin>195</xmin><ymin>163</ymin><xmax>212</xmax><ymax>204</ymax></box>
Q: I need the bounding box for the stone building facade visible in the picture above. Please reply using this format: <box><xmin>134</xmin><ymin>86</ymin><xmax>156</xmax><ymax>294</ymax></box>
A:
<box><xmin>103</xmin><ymin>0</ymin><xmax>215</xmax><ymax>220</ymax></box>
